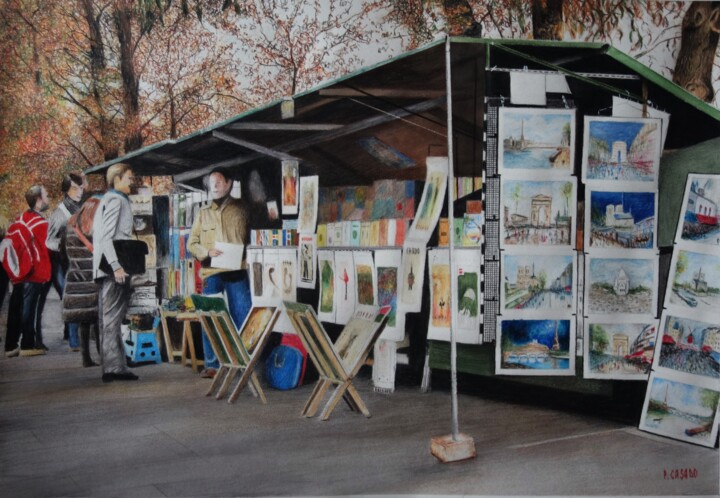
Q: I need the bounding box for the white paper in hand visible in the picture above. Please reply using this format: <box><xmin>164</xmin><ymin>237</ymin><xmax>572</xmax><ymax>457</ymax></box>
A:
<box><xmin>210</xmin><ymin>242</ymin><xmax>244</xmax><ymax>270</ymax></box>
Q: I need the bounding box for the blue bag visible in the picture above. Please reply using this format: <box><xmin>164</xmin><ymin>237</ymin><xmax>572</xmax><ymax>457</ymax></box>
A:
<box><xmin>265</xmin><ymin>345</ymin><xmax>303</xmax><ymax>390</ymax></box>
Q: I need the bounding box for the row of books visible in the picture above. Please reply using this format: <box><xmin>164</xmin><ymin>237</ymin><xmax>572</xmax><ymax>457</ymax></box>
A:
<box><xmin>169</xmin><ymin>191</ymin><xmax>207</xmax><ymax>229</ymax></box>
<box><xmin>249</xmin><ymin>229</ymin><xmax>299</xmax><ymax>247</ymax></box>
<box><xmin>453</xmin><ymin>176</ymin><xmax>483</xmax><ymax>201</ymax></box>
<box><xmin>316</xmin><ymin>219</ymin><xmax>409</xmax><ymax>248</ymax></box>
<box><xmin>167</xmin><ymin>261</ymin><xmax>201</xmax><ymax>298</ymax></box>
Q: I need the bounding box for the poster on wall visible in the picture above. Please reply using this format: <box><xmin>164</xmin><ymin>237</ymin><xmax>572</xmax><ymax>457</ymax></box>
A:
<box><xmin>353</xmin><ymin>250</ymin><xmax>376</xmax><ymax>307</ymax></box>
<box><xmin>500</xmin><ymin>177</ymin><xmax>576</xmax><ymax>248</ymax></box>
<box><xmin>317</xmin><ymin>250</ymin><xmax>335</xmax><ymax>323</ymax></box>
<box><xmin>297</xmin><ymin>234</ymin><xmax>317</xmax><ymax>290</ymax></box>
<box><xmin>298</xmin><ymin>175</ymin><xmax>319</xmax><ymax>234</ymax></box>
<box><xmin>583</xmin><ymin>317</ymin><xmax>656</xmax><ymax>380</ymax></box>
<box><xmin>581</xmin><ymin>116</ymin><xmax>662</xmax><ymax>184</ymax></box>
<box><xmin>374</xmin><ymin>249</ymin><xmax>404</xmax><ymax>341</ymax></box>
<box><xmin>281</xmin><ymin>160</ymin><xmax>299</xmax><ymax>215</ymax></box>
<box><xmin>674</xmin><ymin>173</ymin><xmax>720</xmax><ymax>251</ymax></box>
<box><xmin>278</xmin><ymin>247</ymin><xmax>297</xmax><ymax>303</ymax></box>
<box><xmin>498</xmin><ymin>107</ymin><xmax>576</xmax><ymax>178</ymax></box>
<box><xmin>398</xmin><ymin>240</ymin><xmax>427</xmax><ymax>313</ymax></box>
<box><xmin>427</xmin><ymin>249</ymin><xmax>451</xmax><ymax>341</ymax></box>
<box><xmin>496</xmin><ymin>316</ymin><xmax>576</xmax><ymax>376</ymax></box>
<box><xmin>407</xmin><ymin>156</ymin><xmax>448</xmax><ymax>244</ymax></box>
<box><xmin>333</xmin><ymin>250</ymin><xmax>356</xmax><ymax>325</ymax></box>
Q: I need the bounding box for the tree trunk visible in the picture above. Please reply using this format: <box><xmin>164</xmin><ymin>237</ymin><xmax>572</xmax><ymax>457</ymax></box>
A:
<box><xmin>532</xmin><ymin>0</ymin><xmax>564</xmax><ymax>40</ymax></box>
<box><xmin>443</xmin><ymin>0</ymin><xmax>482</xmax><ymax>37</ymax></box>
<box><xmin>114</xmin><ymin>0</ymin><xmax>143</xmax><ymax>152</ymax></box>
<box><xmin>673</xmin><ymin>2</ymin><xmax>720</xmax><ymax>102</ymax></box>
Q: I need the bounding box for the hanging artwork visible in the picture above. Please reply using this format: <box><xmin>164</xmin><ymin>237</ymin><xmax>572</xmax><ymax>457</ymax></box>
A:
<box><xmin>398</xmin><ymin>240</ymin><xmax>427</xmax><ymax>313</ymax></box>
<box><xmin>297</xmin><ymin>234</ymin><xmax>317</xmax><ymax>290</ymax></box>
<box><xmin>639</xmin><ymin>374</ymin><xmax>720</xmax><ymax>448</ymax></box>
<box><xmin>498</xmin><ymin>107</ymin><xmax>576</xmax><ymax>177</ymax></box>
<box><xmin>278</xmin><ymin>247</ymin><xmax>297</xmax><ymax>303</ymax></box>
<box><xmin>261</xmin><ymin>248</ymin><xmax>281</xmax><ymax>305</ymax></box>
<box><xmin>654</xmin><ymin>313</ymin><xmax>719</xmax><ymax>380</ymax></box>
<box><xmin>585</xmin><ymin>254</ymin><xmax>657</xmax><ymax>316</ymax></box>
<box><xmin>333</xmin><ymin>250</ymin><xmax>356</xmax><ymax>325</ymax></box>
<box><xmin>298</xmin><ymin>175</ymin><xmax>319</xmax><ymax>234</ymax></box>
<box><xmin>427</xmin><ymin>249</ymin><xmax>451</xmax><ymax>340</ymax></box>
<box><xmin>496</xmin><ymin>316</ymin><xmax>575</xmax><ymax>376</ymax></box>
<box><xmin>582</xmin><ymin>116</ymin><xmax>662</xmax><ymax>184</ymax></box>
<box><xmin>374</xmin><ymin>249</ymin><xmax>404</xmax><ymax>341</ymax></box>
<box><xmin>501</xmin><ymin>251</ymin><xmax>575</xmax><ymax>313</ymax></box>
<box><xmin>353</xmin><ymin>250</ymin><xmax>376</xmax><ymax>307</ymax></box>
<box><xmin>281</xmin><ymin>160</ymin><xmax>299</xmax><ymax>215</ymax></box>
<box><xmin>675</xmin><ymin>173</ymin><xmax>720</xmax><ymax>250</ymax></box>
<box><xmin>586</xmin><ymin>187</ymin><xmax>657</xmax><ymax>251</ymax></box>
<box><xmin>247</xmin><ymin>248</ymin><xmax>264</xmax><ymax>304</ymax></box>
<box><xmin>317</xmin><ymin>250</ymin><xmax>335</xmax><ymax>323</ymax></box>
<box><xmin>500</xmin><ymin>177</ymin><xmax>576</xmax><ymax>248</ymax></box>
<box><xmin>453</xmin><ymin>249</ymin><xmax>482</xmax><ymax>343</ymax></box>
<box><xmin>407</xmin><ymin>156</ymin><xmax>448</xmax><ymax>243</ymax></box>
<box><xmin>583</xmin><ymin>318</ymin><xmax>657</xmax><ymax>380</ymax></box>
<box><xmin>666</xmin><ymin>247</ymin><xmax>720</xmax><ymax>315</ymax></box>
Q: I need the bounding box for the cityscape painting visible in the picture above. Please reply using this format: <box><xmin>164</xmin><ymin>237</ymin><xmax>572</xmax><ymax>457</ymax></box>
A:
<box><xmin>639</xmin><ymin>375</ymin><xmax>720</xmax><ymax>447</ymax></box>
<box><xmin>496</xmin><ymin>318</ymin><xmax>574</xmax><ymax>376</ymax></box>
<box><xmin>668</xmin><ymin>249</ymin><xmax>720</xmax><ymax>314</ymax></box>
<box><xmin>582</xmin><ymin>116</ymin><xmax>661</xmax><ymax>182</ymax></box>
<box><xmin>501</xmin><ymin>178</ymin><xmax>576</xmax><ymax>247</ymax></box>
<box><xmin>498</xmin><ymin>108</ymin><xmax>575</xmax><ymax>176</ymax></box>
<box><xmin>502</xmin><ymin>253</ymin><xmax>575</xmax><ymax>312</ymax></box>
<box><xmin>586</xmin><ymin>256</ymin><xmax>656</xmax><ymax>315</ymax></box>
<box><xmin>677</xmin><ymin>174</ymin><xmax>720</xmax><ymax>248</ymax></box>
<box><xmin>584</xmin><ymin>320</ymin><xmax>656</xmax><ymax>379</ymax></box>
<box><xmin>657</xmin><ymin>314</ymin><xmax>720</xmax><ymax>379</ymax></box>
<box><xmin>588</xmin><ymin>189</ymin><xmax>656</xmax><ymax>250</ymax></box>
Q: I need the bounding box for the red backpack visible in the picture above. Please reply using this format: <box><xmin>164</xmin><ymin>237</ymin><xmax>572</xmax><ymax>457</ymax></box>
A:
<box><xmin>0</xmin><ymin>216</ymin><xmax>39</xmax><ymax>284</ymax></box>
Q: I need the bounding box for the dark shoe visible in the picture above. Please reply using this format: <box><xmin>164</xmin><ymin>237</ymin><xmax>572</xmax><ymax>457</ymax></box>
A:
<box><xmin>36</xmin><ymin>343</ymin><xmax>49</xmax><ymax>351</ymax></box>
<box><xmin>200</xmin><ymin>367</ymin><xmax>217</xmax><ymax>379</ymax></box>
<box><xmin>102</xmin><ymin>372</ymin><xmax>139</xmax><ymax>383</ymax></box>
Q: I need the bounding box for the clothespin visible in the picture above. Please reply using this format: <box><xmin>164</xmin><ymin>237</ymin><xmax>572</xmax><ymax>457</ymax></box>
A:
<box><xmin>561</xmin><ymin>95</ymin><xmax>569</xmax><ymax>109</ymax></box>
<box><xmin>500</xmin><ymin>95</ymin><xmax>505</xmax><ymax>107</ymax></box>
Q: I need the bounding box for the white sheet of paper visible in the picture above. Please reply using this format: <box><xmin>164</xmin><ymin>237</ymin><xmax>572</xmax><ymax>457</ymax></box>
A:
<box><xmin>510</xmin><ymin>72</ymin><xmax>546</xmax><ymax>106</ymax></box>
<box><xmin>210</xmin><ymin>242</ymin><xmax>244</xmax><ymax>270</ymax></box>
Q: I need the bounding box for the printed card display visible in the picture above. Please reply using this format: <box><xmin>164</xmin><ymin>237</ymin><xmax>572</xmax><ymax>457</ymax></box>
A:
<box><xmin>407</xmin><ymin>156</ymin><xmax>448</xmax><ymax>244</ymax></box>
<box><xmin>582</xmin><ymin>116</ymin><xmax>662</xmax><ymax>184</ymax></box>
<box><xmin>298</xmin><ymin>175</ymin><xmax>319</xmax><ymax>234</ymax></box>
<box><xmin>374</xmin><ymin>249</ymin><xmax>404</xmax><ymax>341</ymax></box>
<box><xmin>281</xmin><ymin>160</ymin><xmax>299</xmax><ymax>215</ymax></box>
<box><xmin>498</xmin><ymin>107</ymin><xmax>575</xmax><ymax>177</ymax></box>
<box><xmin>675</xmin><ymin>173</ymin><xmax>720</xmax><ymax>251</ymax></box>
<box><xmin>398</xmin><ymin>240</ymin><xmax>427</xmax><ymax>313</ymax></box>
<box><xmin>583</xmin><ymin>317</ymin><xmax>657</xmax><ymax>380</ymax></box>
<box><xmin>500</xmin><ymin>177</ymin><xmax>576</xmax><ymax>248</ymax></box>
<box><xmin>353</xmin><ymin>250</ymin><xmax>376</xmax><ymax>307</ymax></box>
<box><xmin>297</xmin><ymin>234</ymin><xmax>317</xmax><ymax>289</ymax></box>
<box><xmin>496</xmin><ymin>316</ymin><xmax>575</xmax><ymax>376</ymax></box>
<box><xmin>586</xmin><ymin>186</ymin><xmax>657</xmax><ymax>251</ymax></box>
<box><xmin>333</xmin><ymin>250</ymin><xmax>356</xmax><ymax>325</ymax></box>
<box><xmin>317</xmin><ymin>250</ymin><xmax>335</xmax><ymax>323</ymax></box>
<box><xmin>501</xmin><ymin>251</ymin><xmax>575</xmax><ymax>313</ymax></box>
<box><xmin>585</xmin><ymin>254</ymin><xmax>657</xmax><ymax>316</ymax></box>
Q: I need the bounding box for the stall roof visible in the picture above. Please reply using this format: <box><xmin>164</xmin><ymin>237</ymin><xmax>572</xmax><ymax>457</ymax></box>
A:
<box><xmin>85</xmin><ymin>37</ymin><xmax>720</xmax><ymax>187</ymax></box>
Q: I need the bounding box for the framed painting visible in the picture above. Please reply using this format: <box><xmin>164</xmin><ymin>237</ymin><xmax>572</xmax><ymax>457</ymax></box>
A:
<box><xmin>666</xmin><ymin>246</ymin><xmax>720</xmax><ymax>315</ymax></box>
<box><xmin>500</xmin><ymin>177</ymin><xmax>576</xmax><ymax>248</ymax></box>
<box><xmin>496</xmin><ymin>316</ymin><xmax>575</xmax><ymax>376</ymax></box>
<box><xmin>675</xmin><ymin>173</ymin><xmax>720</xmax><ymax>250</ymax></box>
<box><xmin>582</xmin><ymin>116</ymin><xmax>662</xmax><ymax>184</ymax></box>
<box><xmin>583</xmin><ymin>317</ymin><xmax>657</xmax><ymax>380</ymax></box>
<box><xmin>498</xmin><ymin>107</ymin><xmax>576</xmax><ymax>177</ymax></box>
<box><xmin>586</xmin><ymin>187</ymin><xmax>657</xmax><ymax>251</ymax></box>
<box><xmin>585</xmin><ymin>254</ymin><xmax>657</xmax><ymax>316</ymax></box>
<box><xmin>501</xmin><ymin>251</ymin><xmax>575</xmax><ymax>313</ymax></box>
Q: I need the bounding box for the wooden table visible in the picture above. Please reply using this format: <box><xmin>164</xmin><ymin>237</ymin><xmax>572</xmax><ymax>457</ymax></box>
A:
<box><xmin>160</xmin><ymin>310</ymin><xmax>204</xmax><ymax>373</ymax></box>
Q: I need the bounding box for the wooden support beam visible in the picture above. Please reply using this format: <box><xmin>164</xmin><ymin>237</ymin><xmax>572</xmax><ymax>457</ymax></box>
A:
<box><xmin>212</xmin><ymin>131</ymin><xmax>300</xmax><ymax>162</ymax></box>
<box><xmin>319</xmin><ymin>88</ymin><xmax>445</xmax><ymax>99</ymax></box>
<box><xmin>226</xmin><ymin>122</ymin><xmax>343</xmax><ymax>131</ymax></box>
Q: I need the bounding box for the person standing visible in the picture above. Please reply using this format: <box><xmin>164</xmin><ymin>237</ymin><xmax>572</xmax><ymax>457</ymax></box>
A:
<box><xmin>188</xmin><ymin>167</ymin><xmax>252</xmax><ymax>379</ymax></box>
<box><xmin>92</xmin><ymin>164</ymin><xmax>138</xmax><ymax>382</ymax></box>
<box><xmin>45</xmin><ymin>172</ymin><xmax>86</xmax><ymax>350</ymax></box>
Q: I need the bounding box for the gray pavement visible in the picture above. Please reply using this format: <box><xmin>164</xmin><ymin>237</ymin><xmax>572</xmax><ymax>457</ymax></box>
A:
<box><xmin>1</xmin><ymin>291</ymin><xmax>718</xmax><ymax>497</ymax></box>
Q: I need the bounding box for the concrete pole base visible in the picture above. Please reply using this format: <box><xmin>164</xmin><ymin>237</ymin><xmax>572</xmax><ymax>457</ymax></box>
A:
<box><xmin>430</xmin><ymin>433</ymin><xmax>477</xmax><ymax>463</ymax></box>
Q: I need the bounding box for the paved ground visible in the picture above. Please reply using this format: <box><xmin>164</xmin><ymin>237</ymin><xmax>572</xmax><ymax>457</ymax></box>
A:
<box><xmin>1</xmin><ymin>292</ymin><xmax>718</xmax><ymax>497</ymax></box>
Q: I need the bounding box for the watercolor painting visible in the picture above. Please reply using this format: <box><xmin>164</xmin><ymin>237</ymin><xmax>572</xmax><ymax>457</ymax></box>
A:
<box><xmin>657</xmin><ymin>314</ymin><xmax>720</xmax><ymax>379</ymax></box>
<box><xmin>583</xmin><ymin>116</ymin><xmax>661</xmax><ymax>182</ymax></box>
<box><xmin>333</xmin><ymin>251</ymin><xmax>356</xmax><ymax>325</ymax></box>
<box><xmin>317</xmin><ymin>251</ymin><xmax>335</xmax><ymax>323</ymax></box>
<box><xmin>429</xmin><ymin>250</ymin><xmax>451</xmax><ymax>330</ymax></box>
<box><xmin>408</xmin><ymin>157</ymin><xmax>447</xmax><ymax>240</ymax></box>
<box><xmin>585</xmin><ymin>321</ymin><xmax>656</xmax><ymax>379</ymax></box>
<box><xmin>586</xmin><ymin>256</ymin><xmax>656</xmax><ymax>315</ymax></box>
<box><xmin>501</xmin><ymin>178</ymin><xmax>575</xmax><ymax>247</ymax></box>
<box><xmin>678</xmin><ymin>174</ymin><xmax>720</xmax><ymax>247</ymax></box>
<box><xmin>297</xmin><ymin>234</ymin><xmax>316</xmax><ymax>289</ymax></box>
<box><xmin>456</xmin><ymin>269</ymin><xmax>479</xmax><ymax>333</ymax></box>
<box><xmin>298</xmin><ymin>175</ymin><xmax>319</xmax><ymax>234</ymax></box>
<box><xmin>499</xmin><ymin>108</ymin><xmax>575</xmax><ymax>175</ymax></box>
<box><xmin>250</xmin><ymin>251</ymin><xmax>263</xmax><ymax>298</ymax></box>
<box><xmin>502</xmin><ymin>253</ymin><xmax>574</xmax><ymax>312</ymax></box>
<box><xmin>640</xmin><ymin>376</ymin><xmax>720</xmax><ymax>447</ymax></box>
<box><xmin>451</xmin><ymin>249</ymin><xmax>482</xmax><ymax>343</ymax></box>
<box><xmin>262</xmin><ymin>249</ymin><xmax>280</xmax><ymax>302</ymax></box>
<box><xmin>279</xmin><ymin>249</ymin><xmax>296</xmax><ymax>302</ymax></box>
<box><xmin>462</xmin><ymin>213</ymin><xmax>483</xmax><ymax>246</ymax></box>
<box><xmin>281</xmin><ymin>160</ymin><xmax>298</xmax><ymax>215</ymax></box>
<box><xmin>496</xmin><ymin>318</ymin><xmax>574</xmax><ymax>375</ymax></box>
<box><xmin>374</xmin><ymin>249</ymin><xmax>403</xmax><ymax>341</ymax></box>
<box><xmin>354</xmin><ymin>251</ymin><xmax>376</xmax><ymax>306</ymax></box>
<box><xmin>588</xmin><ymin>189</ymin><xmax>656</xmax><ymax>249</ymax></box>
<box><xmin>668</xmin><ymin>249</ymin><xmax>720</xmax><ymax>314</ymax></box>
<box><xmin>398</xmin><ymin>242</ymin><xmax>426</xmax><ymax>313</ymax></box>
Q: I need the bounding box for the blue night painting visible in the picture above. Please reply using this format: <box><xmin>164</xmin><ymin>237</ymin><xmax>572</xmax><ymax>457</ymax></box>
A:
<box><xmin>499</xmin><ymin>319</ymin><xmax>572</xmax><ymax>371</ymax></box>
<box><xmin>589</xmin><ymin>190</ymin><xmax>656</xmax><ymax>249</ymax></box>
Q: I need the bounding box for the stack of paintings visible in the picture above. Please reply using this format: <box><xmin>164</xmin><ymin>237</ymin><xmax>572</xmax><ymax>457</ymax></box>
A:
<box><xmin>639</xmin><ymin>174</ymin><xmax>720</xmax><ymax>447</ymax></box>
<box><xmin>581</xmin><ymin>113</ymin><xmax>662</xmax><ymax>381</ymax></box>
<box><xmin>496</xmin><ymin>107</ymin><xmax>578</xmax><ymax>376</ymax></box>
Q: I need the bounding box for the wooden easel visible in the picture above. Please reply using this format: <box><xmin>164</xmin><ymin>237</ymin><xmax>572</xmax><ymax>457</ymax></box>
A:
<box><xmin>159</xmin><ymin>310</ymin><xmax>204</xmax><ymax>372</ymax></box>
<box><xmin>284</xmin><ymin>301</ymin><xmax>390</xmax><ymax>421</ymax></box>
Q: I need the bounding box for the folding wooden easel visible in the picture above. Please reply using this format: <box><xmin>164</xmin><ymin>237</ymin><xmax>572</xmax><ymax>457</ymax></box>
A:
<box><xmin>191</xmin><ymin>295</ymin><xmax>280</xmax><ymax>404</ymax></box>
<box><xmin>284</xmin><ymin>301</ymin><xmax>390</xmax><ymax>421</ymax></box>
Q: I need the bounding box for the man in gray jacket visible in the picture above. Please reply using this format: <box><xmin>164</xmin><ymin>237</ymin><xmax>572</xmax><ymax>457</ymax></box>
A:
<box><xmin>92</xmin><ymin>164</ymin><xmax>138</xmax><ymax>382</ymax></box>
